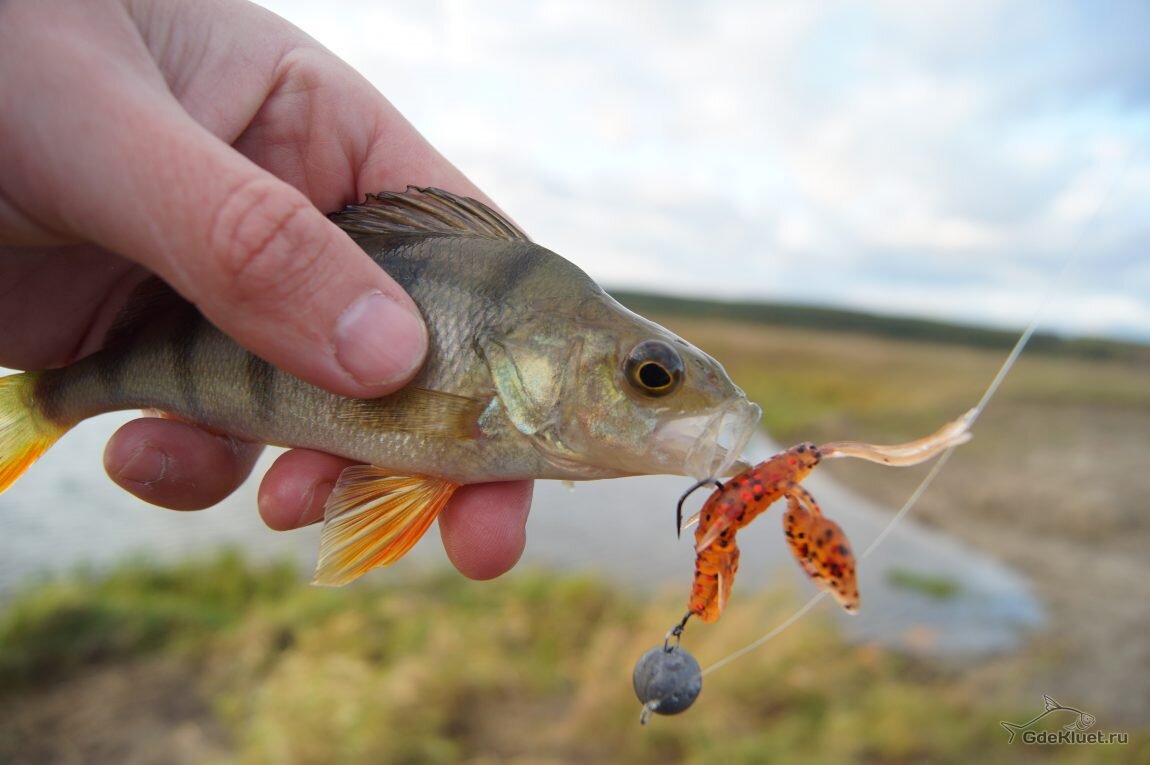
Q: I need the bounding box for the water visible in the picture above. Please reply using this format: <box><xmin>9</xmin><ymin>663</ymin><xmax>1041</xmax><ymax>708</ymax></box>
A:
<box><xmin>0</xmin><ymin>411</ymin><xmax>340</xmax><ymax>592</ymax></box>
<box><xmin>0</xmin><ymin>413</ymin><xmax>1043</xmax><ymax>657</ymax></box>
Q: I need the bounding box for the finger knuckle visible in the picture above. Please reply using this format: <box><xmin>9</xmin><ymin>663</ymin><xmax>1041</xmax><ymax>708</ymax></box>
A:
<box><xmin>206</xmin><ymin>177</ymin><xmax>329</xmax><ymax>307</ymax></box>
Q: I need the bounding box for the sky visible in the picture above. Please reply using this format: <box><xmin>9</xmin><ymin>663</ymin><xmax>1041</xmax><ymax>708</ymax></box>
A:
<box><xmin>257</xmin><ymin>1</ymin><xmax>1150</xmax><ymax>341</ymax></box>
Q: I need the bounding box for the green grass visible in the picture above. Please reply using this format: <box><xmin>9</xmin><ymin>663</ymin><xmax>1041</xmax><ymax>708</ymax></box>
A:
<box><xmin>0</xmin><ymin>550</ymin><xmax>298</xmax><ymax>690</ymax></box>
<box><xmin>2</xmin><ymin>553</ymin><xmax>1144</xmax><ymax>764</ymax></box>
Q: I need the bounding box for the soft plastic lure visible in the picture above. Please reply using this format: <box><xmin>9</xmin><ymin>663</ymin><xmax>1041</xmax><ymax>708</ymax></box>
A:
<box><xmin>677</xmin><ymin>411</ymin><xmax>975</xmax><ymax>624</ymax></box>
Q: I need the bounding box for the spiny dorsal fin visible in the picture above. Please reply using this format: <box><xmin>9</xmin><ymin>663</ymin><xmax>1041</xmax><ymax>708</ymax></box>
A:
<box><xmin>312</xmin><ymin>468</ymin><xmax>460</xmax><ymax>586</ymax></box>
<box><xmin>330</xmin><ymin>187</ymin><xmax>529</xmax><ymax>242</ymax></box>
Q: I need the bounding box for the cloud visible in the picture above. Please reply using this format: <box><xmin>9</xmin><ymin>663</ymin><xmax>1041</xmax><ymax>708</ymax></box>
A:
<box><xmin>259</xmin><ymin>0</ymin><xmax>1150</xmax><ymax>340</ymax></box>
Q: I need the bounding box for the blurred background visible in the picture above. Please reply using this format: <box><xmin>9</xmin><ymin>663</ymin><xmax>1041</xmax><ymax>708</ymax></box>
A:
<box><xmin>2</xmin><ymin>1</ymin><xmax>1148</xmax><ymax>762</ymax></box>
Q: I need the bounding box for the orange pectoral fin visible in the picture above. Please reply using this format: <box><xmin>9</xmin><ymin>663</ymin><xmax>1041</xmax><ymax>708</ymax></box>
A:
<box><xmin>311</xmin><ymin>467</ymin><xmax>459</xmax><ymax>587</ymax></box>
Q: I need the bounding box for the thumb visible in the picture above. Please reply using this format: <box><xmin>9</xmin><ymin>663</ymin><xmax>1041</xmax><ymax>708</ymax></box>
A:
<box><xmin>139</xmin><ymin>166</ymin><xmax>428</xmax><ymax>397</ymax></box>
<box><xmin>0</xmin><ymin>1</ymin><xmax>426</xmax><ymax>397</ymax></box>
<box><xmin>20</xmin><ymin>77</ymin><xmax>426</xmax><ymax>396</ymax></box>
<box><xmin>93</xmin><ymin>121</ymin><xmax>427</xmax><ymax>397</ymax></box>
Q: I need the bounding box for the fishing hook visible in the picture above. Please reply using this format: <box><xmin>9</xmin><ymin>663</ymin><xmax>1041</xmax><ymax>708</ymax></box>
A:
<box><xmin>676</xmin><ymin>479</ymin><xmax>724</xmax><ymax>538</ymax></box>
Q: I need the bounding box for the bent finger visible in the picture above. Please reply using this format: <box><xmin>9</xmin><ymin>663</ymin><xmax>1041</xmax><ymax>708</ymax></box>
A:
<box><xmin>257</xmin><ymin>448</ymin><xmax>353</xmax><ymax>531</ymax></box>
<box><xmin>104</xmin><ymin>417</ymin><xmax>263</xmax><ymax>510</ymax></box>
<box><xmin>439</xmin><ymin>481</ymin><xmax>533</xmax><ymax>580</ymax></box>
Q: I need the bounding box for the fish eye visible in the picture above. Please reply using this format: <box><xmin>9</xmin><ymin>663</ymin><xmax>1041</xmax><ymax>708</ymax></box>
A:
<box><xmin>624</xmin><ymin>340</ymin><xmax>684</xmax><ymax>397</ymax></box>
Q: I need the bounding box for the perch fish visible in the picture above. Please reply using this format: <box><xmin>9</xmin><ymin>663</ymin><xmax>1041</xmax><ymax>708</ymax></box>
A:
<box><xmin>0</xmin><ymin>187</ymin><xmax>760</xmax><ymax>585</ymax></box>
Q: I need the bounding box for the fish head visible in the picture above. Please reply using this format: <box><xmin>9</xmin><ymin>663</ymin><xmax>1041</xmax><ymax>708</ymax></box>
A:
<box><xmin>483</xmin><ymin>293</ymin><xmax>760</xmax><ymax>480</ymax></box>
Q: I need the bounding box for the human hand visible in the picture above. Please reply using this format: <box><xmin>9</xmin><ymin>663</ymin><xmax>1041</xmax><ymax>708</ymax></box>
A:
<box><xmin>0</xmin><ymin>0</ymin><xmax>530</xmax><ymax>579</ymax></box>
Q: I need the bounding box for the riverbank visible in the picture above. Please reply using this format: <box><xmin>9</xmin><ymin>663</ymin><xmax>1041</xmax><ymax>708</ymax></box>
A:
<box><xmin>2</xmin><ymin>553</ymin><xmax>1141</xmax><ymax>764</ymax></box>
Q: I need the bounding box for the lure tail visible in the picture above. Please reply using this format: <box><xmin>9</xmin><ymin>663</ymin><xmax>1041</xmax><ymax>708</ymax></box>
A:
<box><xmin>0</xmin><ymin>373</ymin><xmax>67</xmax><ymax>494</ymax></box>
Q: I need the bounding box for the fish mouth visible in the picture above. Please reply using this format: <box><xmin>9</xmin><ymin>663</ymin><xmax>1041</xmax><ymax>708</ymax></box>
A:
<box><xmin>655</xmin><ymin>398</ymin><xmax>761</xmax><ymax>480</ymax></box>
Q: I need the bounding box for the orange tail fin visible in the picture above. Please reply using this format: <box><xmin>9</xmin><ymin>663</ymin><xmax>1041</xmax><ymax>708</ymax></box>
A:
<box><xmin>0</xmin><ymin>373</ymin><xmax>66</xmax><ymax>494</ymax></box>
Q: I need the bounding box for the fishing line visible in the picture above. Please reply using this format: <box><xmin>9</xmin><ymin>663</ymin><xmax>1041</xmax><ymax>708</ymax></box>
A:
<box><xmin>697</xmin><ymin>151</ymin><xmax>1136</xmax><ymax>679</ymax></box>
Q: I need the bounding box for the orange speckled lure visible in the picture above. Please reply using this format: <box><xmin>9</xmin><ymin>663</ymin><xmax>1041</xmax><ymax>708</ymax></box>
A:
<box><xmin>678</xmin><ymin>411</ymin><xmax>974</xmax><ymax>624</ymax></box>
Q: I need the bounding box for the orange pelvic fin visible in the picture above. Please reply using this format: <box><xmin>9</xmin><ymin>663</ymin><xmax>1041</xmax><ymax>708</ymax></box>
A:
<box><xmin>0</xmin><ymin>373</ymin><xmax>66</xmax><ymax>494</ymax></box>
<box><xmin>312</xmin><ymin>467</ymin><xmax>460</xmax><ymax>586</ymax></box>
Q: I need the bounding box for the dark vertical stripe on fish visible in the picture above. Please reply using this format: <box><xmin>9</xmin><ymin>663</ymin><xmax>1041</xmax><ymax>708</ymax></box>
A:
<box><xmin>477</xmin><ymin>243</ymin><xmax>543</xmax><ymax>299</ymax></box>
<box><xmin>245</xmin><ymin>353</ymin><xmax>276</xmax><ymax>423</ymax></box>
<box><xmin>170</xmin><ymin>318</ymin><xmax>202</xmax><ymax>420</ymax></box>
<box><xmin>33</xmin><ymin>368</ymin><xmax>68</xmax><ymax>425</ymax></box>
<box><xmin>93</xmin><ymin>345</ymin><xmax>128</xmax><ymax>405</ymax></box>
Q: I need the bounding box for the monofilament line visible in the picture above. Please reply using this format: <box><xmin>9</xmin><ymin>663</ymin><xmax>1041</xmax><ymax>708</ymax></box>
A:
<box><xmin>699</xmin><ymin>152</ymin><xmax>1134</xmax><ymax>678</ymax></box>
